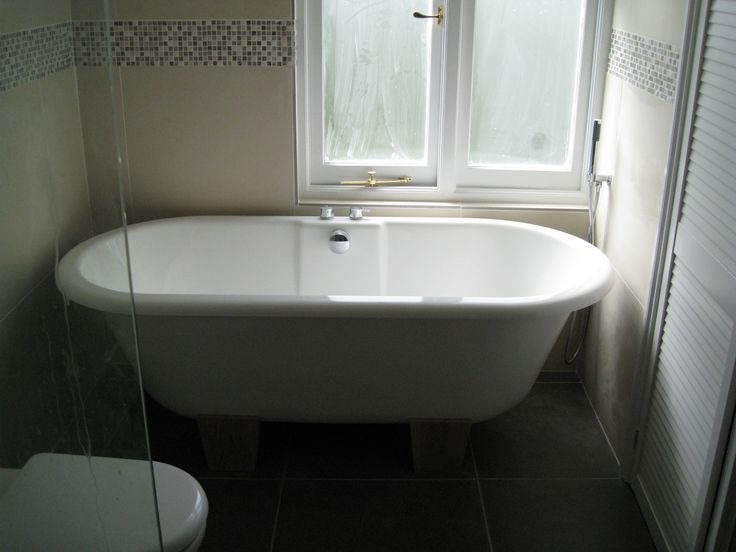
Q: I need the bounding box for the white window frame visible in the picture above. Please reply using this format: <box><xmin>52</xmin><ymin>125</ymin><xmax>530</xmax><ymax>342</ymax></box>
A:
<box><xmin>303</xmin><ymin>0</ymin><xmax>444</xmax><ymax>186</ymax></box>
<box><xmin>295</xmin><ymin>0</ymin><xmax>607</xmax><ymax>208</ymax></box>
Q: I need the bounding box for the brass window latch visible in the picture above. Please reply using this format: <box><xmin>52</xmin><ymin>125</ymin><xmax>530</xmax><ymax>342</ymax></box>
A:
<box><xmin>413</xmin><ymin>6</ymin><xmax>443</xmax><ymax>25</ymax></box>
<box><xmin>339</xmin><ymin>171</ymin><xmax>413</xmax><ymax>188</ymax></box>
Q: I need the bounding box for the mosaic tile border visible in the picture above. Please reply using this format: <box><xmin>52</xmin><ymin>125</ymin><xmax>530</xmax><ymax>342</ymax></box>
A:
<box><xmin>0</xmin><ymin>22</ymin><xmax>73</xmax><ymax>93</ymax></box>
<box><xmin>1</xmin><ymin>18</ymin><xmax>294</xmax><ymax>91</ymax></box>
<box><xmin>74</xmin><ymin>19</ymin><xmax>294</xmax><ymax>68</ymax></box>
<box><xmin>608</xmin><ymin>28</ymin><xmax>680</xmax><ymax>103</ymax></box>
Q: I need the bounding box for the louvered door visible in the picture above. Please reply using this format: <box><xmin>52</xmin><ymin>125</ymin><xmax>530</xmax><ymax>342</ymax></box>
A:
<box><xmin>633</xmin><ymin>1</ymin><xmax>736</xmax><ymax>551</ymax></box>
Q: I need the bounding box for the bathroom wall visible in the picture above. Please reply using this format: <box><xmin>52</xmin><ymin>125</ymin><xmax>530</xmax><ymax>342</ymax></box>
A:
<box><xmin>74</xmin><ymin>0</ymin><xmax>588</xmax><ymax>237</ymax></box>
<box><xmin>0</xmin><ymin>0</ymin><xmax>92</xmax><ymax>465</ymax></box>
<box><xmin>0</xmin><ymin>0</ymin><xmax>149</xmax><ymax>467</ymax></box>
<box><xmin>582</xmin><ymin>0</ymin><xmax>689</xmax><ymax>464</ymax></box>
<box><xmin>73</xmin><ymin>0</ymin><xmax>296</xmax><ymax>231</ymax></box>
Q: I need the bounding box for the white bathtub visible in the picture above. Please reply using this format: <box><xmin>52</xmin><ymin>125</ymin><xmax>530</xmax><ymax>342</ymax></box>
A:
<box><xmin>57</xmin><ymin>215</ymin><xmax>612</xmax><ymax>425</ymax></box>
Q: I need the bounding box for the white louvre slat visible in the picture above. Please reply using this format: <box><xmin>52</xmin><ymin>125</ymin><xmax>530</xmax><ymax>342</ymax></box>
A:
<box><xmin>685</xmin><ymin>169</ymin><xmax>736</xmax><ymax>226</ymax></box>
<box><xmin>639</xmin><ymin>258</ymin><xmax>735</xmax><ymax>552</ymax></box>
<box><xmin>696</xmin><ymin>103</ymin><xmax>736</xmax><ymax>138</ymax></box>
<box><xmin>692</xmin><ymin>123</ymin><xmax>736</xmax><ymax>164</ymax></box>
<box><xmin>696</xmin><ymin>91</ymin><xmax>736</xmax><ymax>124</ymax></box>
<box><xmin>680</xmin><ymin>199</ymin><xmax>736</xmax><ymax>276</ymax></box>
<box><xmin>700</xmin><ymin>58</ymin><xmax>736</xmax><ymax>89</ymax></box>
<box><xmin>712</xmin><ymin>0</ymin><xmax>736</xmax><ymax>15</ymax></box>
<box><xmin>635</xmin><ymin>3</ymin><xmax>736</xmax><ymax>551</ymax></box>
<box><xmin>688</xmin><ymin>152</ymin><xmax>736</xmax><ymax>204</ymax></box>
<box><xmin>710</xmin><ymin>10</ymin><xmax>736</xmax><ymax>25</ymax></box>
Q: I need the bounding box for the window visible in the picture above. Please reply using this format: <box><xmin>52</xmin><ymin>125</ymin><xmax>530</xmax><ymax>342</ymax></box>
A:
<box><xmin>295</xmin><ymin>0</ymin><xmax>604</xmax><ymax>206</ymax></box>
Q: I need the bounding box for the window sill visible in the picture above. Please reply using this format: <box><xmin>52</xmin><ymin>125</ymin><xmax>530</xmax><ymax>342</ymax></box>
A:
<box><xmin>292</xmin><ymin>201</ymin><xmax>590</xmax><ymax>239</ymax></box>
<box><xmin>297</xmin><ymin>185</ymin><xmax>589</xmax><ymax>211</ymax></box>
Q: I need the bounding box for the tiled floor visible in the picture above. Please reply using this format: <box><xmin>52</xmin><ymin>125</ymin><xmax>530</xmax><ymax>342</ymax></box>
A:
<box><xmin>146</xmin><ymin>380</ymin><xmax>656</xmax><ymax>552</ymax></box>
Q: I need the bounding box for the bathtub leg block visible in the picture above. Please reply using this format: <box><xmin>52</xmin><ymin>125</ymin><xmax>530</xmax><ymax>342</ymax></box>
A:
<box><xmin>410</xmin><ymin>419</ymin><xmax>472</xmax><ymax>474</ymax></box>
<box><xmin>196</xmin><ymin>415</ymin><xmax>260</xmax><ymax>472</ymax></box>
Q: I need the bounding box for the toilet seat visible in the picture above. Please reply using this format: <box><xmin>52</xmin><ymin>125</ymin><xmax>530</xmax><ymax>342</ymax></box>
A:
<box><xmin>153</xmin><ymin>460</ymin><xmax>208</xmax><ymax>551</ymax></box>
<box><xmin>0</xmin><ymin>453</ymin><xmax>208</xmax><ymax>552</ymax></box>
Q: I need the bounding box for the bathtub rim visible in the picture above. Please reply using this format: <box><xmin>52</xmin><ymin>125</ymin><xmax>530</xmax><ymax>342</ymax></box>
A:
<box><xmin>56</xmin><ymin>215</ymin><xmax>614</xmax><ymax>319</ymax></box>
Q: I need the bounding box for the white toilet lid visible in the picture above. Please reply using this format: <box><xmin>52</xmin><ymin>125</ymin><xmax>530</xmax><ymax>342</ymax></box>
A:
<box><xmin>0</xmin><ymin>453</ymin><xmax>207</xmax><ymax>552</ymax></box>
<box><xmin>153</xmin><ymin>460</ymin><xmax>208</xmax><ymax>552</ymax></box>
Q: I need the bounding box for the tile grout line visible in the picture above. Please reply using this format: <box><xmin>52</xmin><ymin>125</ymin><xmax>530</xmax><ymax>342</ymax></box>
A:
<box><xmin>279</xmin><ymin>476</ymin><xmax>476</xmax><ymax>481</ymax></box>
<box><xmin>470</xmin><ymin>439</ymin><xmax>495</xmax><ymax>552</ymax></box>
<box><xmin>191</xmin><ymin>473</ymin><xmax>624</xmax><ymax>481</ymax></box>
<box><xmin>477</xmin><ymin>476</ymin><xmax>622</xmax><ymax>481</ymax></box>
<box><xmin>578</xmin><ymin>379</ymin><xmax>623</xmax><ymax>471</ymax></box>
<box><xmin>267</xmin><ymin>441</ymin><xmax>290</xmax><ymax>552</ymax></box>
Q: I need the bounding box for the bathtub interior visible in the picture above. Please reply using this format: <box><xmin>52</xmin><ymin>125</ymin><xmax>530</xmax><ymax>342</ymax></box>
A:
<box><xmin>76</xmin><ymin>233</ymin><xmax>131</xmax><ymax>293</ymax></box>
<box><xmin>71</xmin><ymin>217</ymin><xmax>609</xmax><ymax>304</ymax></box>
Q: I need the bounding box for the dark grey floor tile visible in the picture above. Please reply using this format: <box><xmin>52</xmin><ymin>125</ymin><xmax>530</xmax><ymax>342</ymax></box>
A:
<box><xmin>146</xmin><ymin>395</ymin><xmax>287</xmax><ymax>478</ymax></box>
<box><xmin>273</xmin><ymin>480</ymin><xmax>491</xmax><ymax>552</ymax></box>
<box><xmin>284</xmin><ymin>423</ymin><xmax>475</xmax><ymax>479</ymax></box>
<box><xmin>472</xmin><ymin>383</ymin><xmax>618</xmax><ymax>478</ymax></box>
<box><xmin>198</xmin><ymin>478</ymin><xmax>281</xmax><ymax>552</ymax></box>
<box><xmin>536</xmin><ymin>370</ymin><xmax>580</xmax><ymax>383</ymax></box>
<box><xmin>481</xmin><ymin>479</ymin><xmax>655</xmax><ymax>552</ymax></box>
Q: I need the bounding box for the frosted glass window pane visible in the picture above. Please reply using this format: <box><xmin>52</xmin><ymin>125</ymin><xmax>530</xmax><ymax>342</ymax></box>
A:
<box><xmin>469</xmin><ymin>0</ymin><xmax>584</xmax><ymax>167</ymax></box>
<box><xmin>322</xmin><ymin>0</ymin><xmax>433</xmax><ymax>164</ymax></box>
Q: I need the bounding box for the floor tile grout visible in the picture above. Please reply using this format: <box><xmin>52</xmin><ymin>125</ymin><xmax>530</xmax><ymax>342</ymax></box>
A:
<box><xmin>578</xmin><ymin>379</ymin><xmax>623</xmax><ymax>471</ymax></box>
<box><xmin>267</xmin><ymin>477</ymin><xmax>285</xmax><ymax>552</ymax></box>
<box><xmin>267</xmin><ymin>440</ymin><xmax>290</xmax><ymax>552</ymax></box>
<box><xmin>476</xmin><ymin>476</ymin><xmax>622</xmax><ymax>481</ymax></box>
<box><xmin>196</xmin><ymin>475</ymin><xmax>621</xmax><ymax>482</ymax></box>
<box><xmin>196</xmin><ymin>476</ymin><xmax>283</xmax><ymax>481</ymax></box>
<box><xmin>470</xmin><ymin>439</ymin><xmax>495</xmax><ymax>552</ymax></box>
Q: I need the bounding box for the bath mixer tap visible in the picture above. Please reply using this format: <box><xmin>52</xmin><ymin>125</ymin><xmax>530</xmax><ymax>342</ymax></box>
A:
<box><xmin>320</xmin><ymin>205</ymin><xmax>335</xmax><ymax>220</ymax></box>
<box><xmin>348</xmin><ymin>207</ymin><xmax>370</xmax><ymax>220</ymax></box>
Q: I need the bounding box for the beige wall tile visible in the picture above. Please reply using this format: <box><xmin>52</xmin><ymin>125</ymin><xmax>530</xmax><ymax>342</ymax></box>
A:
<box><xmin>121</xmin><ymin>67</ymin><xmax>295</xmax><ymax>221</ymax></box>
<box><xmin>0</xmin><ymin>69</ymin><xmax>91</xmax><ymax>319</ymax></box>
<box><xmin>70</xmin><ymin>0</ymin><xmax>106</xmax><ymax>21</ymax></box>
<box><xmin>76</xmin><ymin>67</ymin><xmax>128</xmax><ymax>232</ymax></box>
<box><xmin>39</xmin><ymin>69</ymin><xmax>93</xmax><ymax>253</ymax></box>
<box><xmin>0</xmin><ymin>0</ymin><xmax>70</xmax><ymax>34</ymax></box>
<box><xmin>613</xmin><ymin>0</ymin><xmax>689</xmax><ymax>45</ymax></box>
<box><xmin>461</xmin><ymin>208</ymin><xmax>589</xmax><ymax>239</ymax></box>
<box><xmin>111</xmin><ymin>0</ymin><xmax>292</xmax><ymax>20</ymax></box>
<box><xmin>0</xmin><ymin>81</ymin><xmax>56</xmax><ymax>319</ymax></box>
<box><xmin>582</xmin><ymin>269</ymin><xmax>645</xmax><ymax>461</ymax></box>
<box><xmin>596</xmin><ymin>82</ymin><xmax>675</xmax><ymax>304</ymax></box>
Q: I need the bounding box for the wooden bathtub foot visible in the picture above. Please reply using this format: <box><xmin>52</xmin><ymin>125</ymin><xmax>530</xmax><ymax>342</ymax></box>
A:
<box><xmin>196</xmin><ymin>415</ymin><xmax>260</xmax><ymax>472</ymax></box>
<box><xmin>409</xmin><ymin>419</ymin><xmax>472</xmax><ymax>474</ymax></box>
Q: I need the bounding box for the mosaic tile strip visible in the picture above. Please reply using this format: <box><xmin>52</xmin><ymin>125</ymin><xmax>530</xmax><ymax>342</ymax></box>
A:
<box><xmin>0</xmin><ymin>22</ymin><xmax>73</xmax><ymax>92</ymax></box>
<box><xmin>608</xmin><ymin>28</ymin><xmax>680</xmax><ymax>103</ymax></box>
<box><xmin>73</xmin><ymin>21</ymin><xmax>110</xmax><ymax>67</ymax></box>
<box><xmin>74</xmin><ymin>19</ymin><xmax>294</xmax><ymax>67</ymax></box>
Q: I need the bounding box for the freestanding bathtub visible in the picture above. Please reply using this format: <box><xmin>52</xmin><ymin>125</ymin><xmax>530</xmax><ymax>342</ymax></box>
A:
<box><xmin>57</xmin><ymin>215</ymin><xmax>612</xmax><ymax>470</ymax></box>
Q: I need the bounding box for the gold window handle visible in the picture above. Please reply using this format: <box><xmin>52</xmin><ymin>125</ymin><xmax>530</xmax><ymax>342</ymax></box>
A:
<box><xmin>412</xmin><ymin>6</ymin><xmax>443</xmax><ymax>25</ymax></box>
<box><xmin>340</xmin><ymin>171</ymin><xmax>414</xmax><ymax>187</ymax></box>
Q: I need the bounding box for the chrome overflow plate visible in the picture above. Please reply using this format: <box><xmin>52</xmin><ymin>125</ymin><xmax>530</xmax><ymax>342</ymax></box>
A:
<box><xmin>329</xmin><ymin>229</ymin><xmax>349</xmax><ymax>254</ymax></box>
